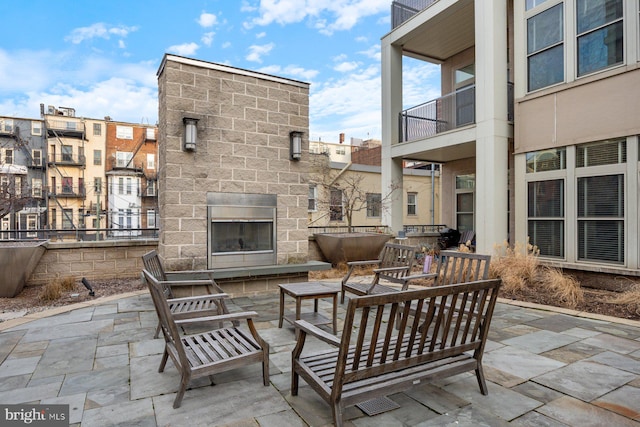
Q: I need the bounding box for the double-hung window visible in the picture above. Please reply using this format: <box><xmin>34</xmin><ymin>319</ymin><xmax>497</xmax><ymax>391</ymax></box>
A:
<box><xmin>366</xmin><ymin>193</ymin><xmax>382</xmax><ymax>217</ymax></box>
<box><xmin>576</xmin><ymin>0</ymin><xmax>623</xmax><ymax>76</ymax></box>
<box><xmin>527</xmin><ymin>3</ymin><xmax>564</xmax><ymax>91</ymax></box>
<box><xmin>329</xmin><ymin>188</ymin><xmax>343</xmax><ymax>221</ymax></box>
<box><xmin>308</xmin><ymin>185</ymin><xmax>317</xmax><ymax>211</ymax></box>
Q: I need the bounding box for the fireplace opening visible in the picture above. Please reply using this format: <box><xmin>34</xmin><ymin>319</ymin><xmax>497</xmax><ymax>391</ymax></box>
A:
<box><xmin>207</xmin><ymin>192</ymin><xmax>277</xmax><ymax>269</ymax></box>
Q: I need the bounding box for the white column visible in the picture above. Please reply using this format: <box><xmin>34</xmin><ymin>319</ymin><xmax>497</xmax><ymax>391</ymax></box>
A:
<box><xmin>474</xmin><ymin>0</ymin><xmax>510</xmax><ymax>253</ymax></box>
<box><xmin>381</xmin><ymin>40</ymin><xmax>404</xmax><ymax>234</ymax></box>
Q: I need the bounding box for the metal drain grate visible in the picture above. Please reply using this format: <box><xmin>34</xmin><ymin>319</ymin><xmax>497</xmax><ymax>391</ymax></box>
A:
<box><xmin>355</xmin><ymin>397</ymin><xmax>400</xmax><ymax>416</ymax></box>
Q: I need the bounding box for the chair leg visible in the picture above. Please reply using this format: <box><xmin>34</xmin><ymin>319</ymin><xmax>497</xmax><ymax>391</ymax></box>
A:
<box><xmin>340</xmin><ymin>289</ymin><xmax>345</xmax><ymax>304</ymax></box>
<box><xmin>158</xmin><ymin>348</ymin><xmax>169</xmax><ymax>373</ymax></box>
<box><xmin>154</xmin><ymin>322</ymin><xmax>161</xmax><ymax>339</ymax></box>
<box><xmin>291</xmin><ymin>370</ymin><xmax>299</xmax><ymax>396</ymax></box>
<box><xmin>475</xmin><ymin>365</ymin><xmax>488</xmax><ymax>395</ymax></box>
<box><xmin>332</xmin><ymin>400</ymin><xmax>344</xmax><ymax>427</ymax></box>
<box><xmin>173</xmin><ymin>373</ymin><xmax>190</xmax><ymax>409</ymax></box>
<box><xmin>262</xmin><ymin>349</ymin><xmax>270</xmax><ymax>386</ymax></box>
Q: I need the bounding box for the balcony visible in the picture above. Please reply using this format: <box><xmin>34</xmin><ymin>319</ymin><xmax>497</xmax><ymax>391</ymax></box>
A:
<box><xmin>48</xmin><ymin>185</ymin><xmax>86</xmax><ymax>198</ymax></box>
<box><xmin>399</xmin><ymin>83</ymin><xmax>514</xmax><ymax>143</ymax></box>
<box><xmin>46</xmin><ymin>119</ymin><xmax>85</xmax><ymax>138</ymax></box>
<box><xmin>48</xmin><ymin>153</ymin><xmax>86</xmax><ymax>167</ymax></box>
<box><xmin>392</xmin><ymin>0</ymin><xmax>439</xmax><ymax>29</ymax></box>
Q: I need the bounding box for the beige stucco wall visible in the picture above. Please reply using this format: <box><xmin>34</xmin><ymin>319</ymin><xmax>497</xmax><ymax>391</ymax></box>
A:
<box><xmin>157</xmin><ymin>55</ymin><xmax>310</xmax><ymax>271</ymax></box>
<box><xmin>515</xmin><ymin>67</ymin><xmax>640</xmax><ymax>153</ymax></box>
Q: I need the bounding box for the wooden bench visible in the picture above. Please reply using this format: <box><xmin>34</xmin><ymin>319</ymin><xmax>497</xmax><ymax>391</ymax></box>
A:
<box><xmin>142</xmin><ymin>269</ymin><xmax>270</xmax><ymax>409</ymax></box>
<box><xmin>292</xmin><ymin>279</ymin><xmax>502</xmax><ymax>426</ymax></box>
<box><xmin>341</xmin><ymin>242</ymin><xmax>418</xmax><ymax>303</ymax></box>
<box><xmin>142</xmin><ymin>250</ymin><xmax>232</xmax><ymax>337</ymax></box>
<box><xmin>411</xmin><ymin>250</ymin><xmax>491</xmax><ymax>286</ymax></box>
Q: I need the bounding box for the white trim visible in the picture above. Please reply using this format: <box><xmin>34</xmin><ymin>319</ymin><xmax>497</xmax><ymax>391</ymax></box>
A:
<box><xmin>157</xmin><ymin>54</ymin><xmax>310</xmax><ymax>88</ymax></box>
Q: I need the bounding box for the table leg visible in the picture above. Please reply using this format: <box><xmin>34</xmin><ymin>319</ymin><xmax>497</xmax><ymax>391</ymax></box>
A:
<box><xmin>314</xmin><ymin>298</ymin><xmax>319</xmax><ymax>313</ymax></box>
<box><xmin>295</xmin><ymin>297</ymin><xmax>302</xmax><ymax>321</ymax></box>
<box><xmin>278</xmin><ymin>289</ymin><xmax>284</xmax><ymax>328</ymax></box>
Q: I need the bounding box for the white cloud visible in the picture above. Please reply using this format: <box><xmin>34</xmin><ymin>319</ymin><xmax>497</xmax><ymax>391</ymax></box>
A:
<box><xmin>201</xmin><ymin>32</ymin><xmax>215</xmax><ymax>47</ymax></box>
<box><xmin>333</xmin><ymin>53</ymin><xmax>347</xmax><ymax>61</ymax></box>
<box><xmin>118</xmin><ymin>40</ymin><xmax>126</xmax><ymax>49</ymax></box>
<box><xmin>246</xmin><ymin>43</ymin><xmax>274</xmax><ymax>63</ymax></box>
<box><xmin>355</xmin><ymin>36</ymin><xmax>368</xmax><ymax>43</ymax></box>
<box><xmin>65</xmin><ymin>23</ymin><xmax>138</xmax><ymax>44</ymax></box>
<box><xmin>258</xmin><ymin>64</ymin><xmax>319</xmax><ymax>82</ymax></box>
<box><xmin>256</xmin><ymin>32</ymin><xmax>267</xmax><ymax>39</ymax></box>
<box><xmin>244</xmin><ymin>0</ymin><xmax>389</xmax><ymax>35</ymax></box>
<box><xmin>222</xmin><ymin>41</ymin><xmax>232</xmax><ymax>49</ymax></box>
<box><xmin>197</xmin><ymin>12</ymin><xmax>218</xmax><ymax>28</ymax></box>
<box><xmin>358</xmin><ymin>44</ymin><xmax>380</xmax><ymax>61</ymax></box>
<box><xmin>167</xmin><ymin>42</ymin><xmax>199</xmax><ymax>56</ymax></box>
<box><xmin>333</xmin><ymin>61</ymin><xmax>359</xmax><ymax>72</ymax></box>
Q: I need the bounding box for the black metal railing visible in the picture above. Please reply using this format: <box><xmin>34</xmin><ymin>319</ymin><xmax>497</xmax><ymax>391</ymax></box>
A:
<box><xmin>403</xmin><ymin>224</ymin><xmax>448</xmax><ymax>233</ymax></box>
<box><xmin>391</xmin><ymin>0</ymin><xmax>438</xmax><ymax>29</ymax></box>
<box><xmin>0</xmin><ymin>227</ymin><xmax>159</xmax><ymax>242</ymax></box>
<box><xmin>309</xmin><ymin>225</ymin><xmax>391</xmax><ymax>234</ymax></box>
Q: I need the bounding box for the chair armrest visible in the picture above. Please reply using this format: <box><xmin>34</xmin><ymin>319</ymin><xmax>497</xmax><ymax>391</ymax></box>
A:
<box><xmin>347</xmin><ymin>259</ymin><xmax>380</xmax><ymax>267</ymax></box>
<box><xmin>175</xmin><ymin>311</ymin><xmax>258</xmax><ymax>325</ymax></box>
<box><xmin>294</xmin><ymin>319</ymin><xmax>341</xmax><ymax>347</ymax></box>
<box><xmin>166</xmin><ymin>293</ymin><xmax>228</xmax><ymax>304</ymax></box>
<box><xmin>159</xmin><ymin>278</ymin><xmax>216</xmax><ymax>287</ymax></box>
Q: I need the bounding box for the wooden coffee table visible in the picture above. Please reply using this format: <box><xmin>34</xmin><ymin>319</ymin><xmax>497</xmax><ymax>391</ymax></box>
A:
<box><xmin>278</xmin><ymin>282</ymin><xmax>339</xmax><ymax>334</ymax></box>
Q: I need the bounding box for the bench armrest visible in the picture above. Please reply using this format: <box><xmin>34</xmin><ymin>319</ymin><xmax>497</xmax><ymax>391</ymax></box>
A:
<box><xmin>294</xmin><ymin>319</ymin><xmax>341</xmax><ymax>347</ymax></box>
<box><xmin>401</xmin><ymin>273</ymin><xmax>437</xmax><ymax>282</ymax></box>
<box><xmin>347</xmin><ymin>259</ymin><xmax>380</xmax><ymax>267</ymax></box>
<box><xmin>175</xmin><ymin>310</ymin><xmax>258</xmax><ymax>325</ymax></box>
<box><xmin>373</xmin><ymin>266</ymin><xmax>410</xmax><ymax>274</ymax></box>
<box><xmin>159</xmin><ymin>278</ymin><xmax>216</xmax><ymax>287</ymax></box>
<box><xmin>166</xmin><ymin>293</ymin><xmax>228</xmax><ymax>304</ymax></box>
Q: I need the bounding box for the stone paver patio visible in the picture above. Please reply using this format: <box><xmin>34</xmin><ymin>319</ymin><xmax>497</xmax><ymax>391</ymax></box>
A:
<box><xmin>1</xmin><ymin>282</ymin><xmax>639</xmax><ymax>426</ymax></box>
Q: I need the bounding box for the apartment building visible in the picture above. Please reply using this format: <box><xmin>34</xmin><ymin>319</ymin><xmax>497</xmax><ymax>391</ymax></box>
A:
<box><xmin>0</xmin><ymin>116</ymin><xmax>47</xmax><ymax>238</ymax></box>
<box><xmin>382</xmin><ymin>0</ymin><xmax>639</xmax><ymax>274</ymax></box>
<box><xmin>105</xmin><ymin>121</ymin><xmax>158</xmax><ymax>237</ymax></box>
<box><xmin>309</xmin><ymin>136</ymin><xmax>440</xmax><ymax>229</ymax></box>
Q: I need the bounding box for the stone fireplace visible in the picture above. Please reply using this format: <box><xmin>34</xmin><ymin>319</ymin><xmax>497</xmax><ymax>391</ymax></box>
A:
<box><xmin>155</xmin><ymin>54</ymin><xmax>328</xmax><ymax>295</ymax></box>
<box><xmin>207</xmin><ymin>192</ymin><xmax>277</xmax><ymax>269</ymax></box>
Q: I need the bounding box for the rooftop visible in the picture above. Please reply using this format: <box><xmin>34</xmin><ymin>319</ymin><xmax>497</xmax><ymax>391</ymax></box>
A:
<box><xmin>1</xmin><ymin>281</ymin><xmax>639</xmax><ymax>426</ymax></box>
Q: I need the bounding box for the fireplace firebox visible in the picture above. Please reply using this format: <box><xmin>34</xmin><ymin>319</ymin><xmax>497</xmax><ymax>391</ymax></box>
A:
<box><xmin>207</xmin><ymin>192</ymin><xmax>277</xmax><ymax>269</ymax></box>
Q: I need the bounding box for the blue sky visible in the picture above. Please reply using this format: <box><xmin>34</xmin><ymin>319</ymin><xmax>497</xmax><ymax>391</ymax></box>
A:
<box><xmin>0</xmin><ymin>0</ymin><xmax>439</xmax><ymax>143</ymax></box>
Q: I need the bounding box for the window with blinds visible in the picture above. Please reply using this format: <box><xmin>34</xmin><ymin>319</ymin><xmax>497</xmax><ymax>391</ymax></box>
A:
<box><xmin>577</xmin><ymin>139</ymin><xmax>626</xmax><ymax>167</ymax></box>
<box><xmin>528</xmin><ymin>179</ymin><xmax>564</xmax><ymax>258</ymax></box>
<box><xmin>577</xmin><ymin>174</ymin><xmax>624</xmax><ymax>263</ymax></box>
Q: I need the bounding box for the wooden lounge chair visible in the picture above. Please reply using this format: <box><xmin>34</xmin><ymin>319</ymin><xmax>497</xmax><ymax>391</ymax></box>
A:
<box><xmin>142</xmin><ymin>269</ymin><xmax>270</xmax><ymax>408</ymax></box>
<box><xmin>341</xmin><ymin>242</ymin><xmax>418</xmax><ymax>303</ymax></box>
<box><xmin>142</xmin><ymin>250</ymin><xmax>232</xmax><ymax>338</ymax></box>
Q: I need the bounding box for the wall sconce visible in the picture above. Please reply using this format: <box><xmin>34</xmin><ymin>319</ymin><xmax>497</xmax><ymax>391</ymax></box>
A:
<box><xmin>183</xmin><ymin>117</ymin><xmax>199</xmax><ymax>151</ymax></box>
<box><xmin>290</xmin><ymin>131</ymin><xmax>303</xmax><ymax>161</ymax></box>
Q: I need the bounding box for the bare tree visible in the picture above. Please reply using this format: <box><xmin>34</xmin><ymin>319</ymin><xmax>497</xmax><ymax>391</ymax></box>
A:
<box><xmin>309</xmin><ymin>153</ymin><xmax>399</xmax><ymax>232</ymax></box>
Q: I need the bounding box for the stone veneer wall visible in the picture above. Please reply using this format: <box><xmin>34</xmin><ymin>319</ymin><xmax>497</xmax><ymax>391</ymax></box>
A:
<box><xmin>157</xmin><ymin>55</ymin><xmax>310</xmax><ymax>271</ymax></box>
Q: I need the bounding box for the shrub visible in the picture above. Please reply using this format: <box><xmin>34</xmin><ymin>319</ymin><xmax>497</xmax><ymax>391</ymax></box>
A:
<box><xmin>605</xmin><ymin>284</ymin><xmax>640</xmax><ymax>316</ymax></box>
<box><xmin>490</xmin><ymin>240</ymin><xmax>540</xmax><ymax>293</ymax></box>
<box><xmin>38</xmin><ymin>277</ymin><xmax>77</xmax><ymax>302</ymax></box>
<box><xmin>540</xmin><ymin>267</ymin><xmax>584</xmax><ymax>308</ymax></box>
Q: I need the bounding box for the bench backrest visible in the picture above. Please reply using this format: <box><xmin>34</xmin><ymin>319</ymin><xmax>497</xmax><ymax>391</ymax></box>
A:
<box><xmin>376</xmin><ymin>243</ymin><xmax>418</xmax><ymax>283</ymax></box>
<box><xmin>142</xmin><ymin>250</ymin><xmax>175</xmax><ymax>298</ymax></box>
<box><xmin>334</xmin><ymin>279</ymin><xmax>501</xmax><ymax>391</ymax></box>
<box><xmin>433</xmin><ymin>250</ymin><xmax>491</xmax><ymax>286</ymax></box>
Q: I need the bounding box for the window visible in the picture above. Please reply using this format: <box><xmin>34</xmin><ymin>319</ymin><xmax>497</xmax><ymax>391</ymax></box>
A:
<box><xmin>407</xmin><ymin>193</ymin><xmax>417</xmax><ymax>216</ymax></box>
<box><xmin>366</xmin><ymin>193</ymin><xmax>382</xmax><ymax>217</ymax></box>
<box><xmin>126</xmin><ymin>209</ymin><xmax>132</xmax><ymax>229</ymax></box>
<box><xmin>336</xmin><ymin>147</ymin><xmax>346</xmax><ymax>155</ymax></box>
<box><xmin>62</xmin><ymin>208</ymin><xmax>73</xmax><ymax>229</ymax></box>
<box><xmin>61</xmin><ymin>177</ymin><xmax>73</xmax><ymax>194</ymax></box>
<box><xmin>65</xmin><ymin>121</ymin><xmax>77</xmax><ymax>131</ymax></box>
<box><xmin>93</xmin><ymin>123</ymin><xmax>102</xmax><ymax>136</ymax></box>
<box><xmin>32</xmin><ymin>150</ymin><xmax>42</xmax><ymax>167</ymax></box>
<box><xmin>1</xmin><ymin>216</ymin><xmax>9</xmax><ymax>239</ymax></box>
<box><xmin>455</xmin><ymin>174</ymin><xmax>475</xmax><ymax>232</ymax></box>
<box><xmin>147</xmin><ymin>153</ymin><xmax>155</xmax><ymax>170</ymax></box>
<box><xmin>116</xmin><ymin>125</ymin><xmax>133</xmax><ymax>139</ymax></box>
<box><xmin>577</xmin><ymin>174</ymin><xmax>624</xmax><ymax>263</ymax></box>
<box><xmin>4</xmin><ymin>148</ymin><xmax>13</xmax><ymax>164</ymax></box>
<box><xmin>308</xmin><ymin>185</ymin><xmax>317</xmax><ymax>211</ymax></box>
<box><xmin>1</xmin><ymin>119</ymin><xmax>13</xmax><ymax>133</ymax></box>
<box><xmin>32</xmin><ymin>178</ymin><xmax>42</xmax><ymax>197</ymax></box>
<box><xmin>147</xmin><ymin>209</ymin><xmax>156</xmax><ymax>228</ymax></box>
<box><xmin>93</xmin><ymin>150</ymin><xmax>102</xmax><ymax>165</ymax></box>
<box><xmin>1</xmin><ymin>176</ymin><xmax>8</xmax><ymax>197</ymax></box>
<box><xmin>26</xmin><ymin>214</ymin><xmax>37</xmax><ymax>237</ymax></box>
<box><xmin>116</xmin><ymin>151</ymin><xmax>133</xmax><ymax>167</ymax></box>
<box><xmin>51</xmin><ymin>208</ymin><xmax>56</xmax><ymax>229</ymax></box>
<box><xmin>146</xmin><ymin>180</ymin><xmax>156</xmax><ymax>196</ymax></box>
<box><xmin>526</xmin><ymin>148</ymin><xmax>567</xmax><ymax>172</ymax></box>
<box><xmin>118</xmin><ymin>209</ymin><xmax>125</xmax><ymax>229</ymax></box>
<box><xmin>61</xmin><ymin>145</ymin><xmax>73</xmax><ymax>162</ymax></box>
<box><xmin>329</xmin><ymin>188</ymin><xmax>343</xmax><ymax>221</ymax></box>
<box><xmin>527</xmin><ymin>4</ymin><xmax>564</xmax><ymax>91</ymax></box>
<box><xmin>31</xmin><ymin>121</ymin><xmax>42</xmax><ymax>136</ymax></box>
<box><xmin>126</xmin><ymin>177</ymin><xmax>132</xmax><ymax>195</ymax></box>
<box><xmin>528</xmin><ymin>179</ymin><xmax>565</xmax><ymax>257</ymax></box>
<box><xmin>14</xmin><ymin>176</ymin><xmax>22</xmax><ymax>197</ymax></box>
<box><xmin>118</xmin><ymin>177</ymin><xmax>124</xmax><ymax>195</ymax></box>
<box><xmin>527</xmin><ymin>0</ymin><xmax>550</xmax><ymax>10</ymax></box>
<box><xmin>94</xmin><ymin>177</ymin><xmax>102</xmax><ymax>194</ymax></box>
<box><xmin>577</xmin><ymin>138</ymin><xmax>626</xmax><ymax>167</ymax></box>
<box><xmin>576</xmin><ymin>0</ymin><xmax>623</xmax><ymax>76</ymax></box>
<box><xmin>146</xmin><ymin>127</ymin><xmax>155</xmax><ymax>140</ymax></box>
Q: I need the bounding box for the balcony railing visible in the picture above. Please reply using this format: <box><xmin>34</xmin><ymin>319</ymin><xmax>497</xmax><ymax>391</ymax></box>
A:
<box><xmin>48</xmin><ymin>154</ymin><xmax>86</xmax><ymax>166</ymax></box>
<box><xmin>392</xmin><ymin>0</ymin><xmax>438</xmax><ymax>29</ymax></box>
<box><xmin>399</xmin><ymin>83</ymin><xmax>514</xmax><ymax>143</ymax></box>
<box><xmin>48</xmin><ymin>185</ymin><xmax>86</xmax><ymax>198</ymax></box>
